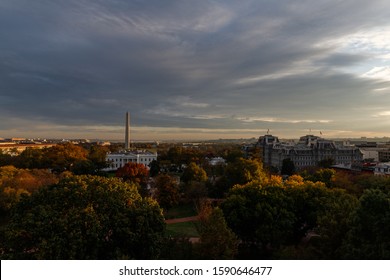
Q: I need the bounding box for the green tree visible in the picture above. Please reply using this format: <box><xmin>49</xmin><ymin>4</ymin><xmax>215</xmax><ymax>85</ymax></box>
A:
<box><xmin>18</xmin><ymin>148</ymin><xmax>45</xmax><ymax>169</ymax></box>
<box><xmin>153</xmin><ymin>174</ymin><xmax>180</xmax><ymax>210</ymax></box>
<box><xmin>318</xmin><ymin>158</ymin><xmax>335</xmax><ymax>168</ymax></box>
<box><xmin>207</xmin><ymin>175</ymin><xmax>230</xmax><ymax>198</ymax></box>
<box><xmin>306</xmin><ymin>168</ymin><xmax>336</xmax><ymax>188</ymax></box>
<box><xmin>181</xmin><ymin>162</ymin><xmax>207</xmax><ymax>184</ymax></box>
<box><xmin>87</xmin><ymin>145</ymin><xmax>109</xmax><ymax>171</ymax></box>
<box><xmin>222</xmin><ymin>182</ymin><xmax>296</xmax><ymax>258</ymax></box>
<box><xmin>281</xmin><ymin>158</ymin><xmax>295</xmax><ymax>176</ymax></box>
<box><xmin>1</xmin><ymin>175</ymin><xmax>165</xmax><ymax>259</ymax></box>
<box><xmin>149</xmin><ymin>160</ymin><xmax>160</xmax><ymax>177</ymax></box>
<box><xmin>315</xmin><ymin>189</ymin><xmax>358</xmax><ymax>259</ymax></box>
<box><xmin>285</xmin><ymin>180</ymin><xmax>330</xmax><ymax>243</ymax></box>
<box><xmin>184</xmin><ymin>181</ymin><xmax>208</xmax><ymax>204</ymax></box>
<box><xmin>341</xmin><ymin>189</ymin><xmax>390</xmax><ymax>259</ymax></box>
<box><xmin>225</xmin><ymin>158</ymin><xmax>267</xmax><ymax>187</ymax></box>
<box><xmin>197</xmin><ymin>204</ymin><xmax>238</xmax><ymax>259</ymax></box>
<box><xmin>0</xmin><ymin>150</ymin><xmax>14</xmax><ymax>167</ymax></box>
<box><xmin>72</xmin><ymin>160</ymin><xmax>96</xmax><ymax>175</ymax></box>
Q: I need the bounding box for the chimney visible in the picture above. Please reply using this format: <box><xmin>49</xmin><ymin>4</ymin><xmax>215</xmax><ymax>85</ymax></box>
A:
<box><xmin>125</xmin><ymin>112</ymin><xmax>130</xmax><ymax>150</ymax></box>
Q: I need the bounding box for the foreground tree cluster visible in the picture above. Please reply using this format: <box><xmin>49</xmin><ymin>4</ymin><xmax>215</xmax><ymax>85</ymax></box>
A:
<box><xmin>1</xmin><ymin>175</ymin><xmax>165</xmax><ymax>259</ymax></box>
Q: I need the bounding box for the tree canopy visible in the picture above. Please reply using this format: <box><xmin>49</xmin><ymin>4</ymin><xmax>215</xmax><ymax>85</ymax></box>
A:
<box><xmin>197</xmin><ymin>203</ymin><xmax>238</xmax><ymax>259</ymax></box>
<box><xmin>225</xmin><ymin>158</ymin><xmax>267</xmax><ymax>187</ymax></box>
<box><xmin>221</xmin><ymin>177</ymin><xmax>360</xmax><ymax>259</ymax></box>
<box><xmin>1</xmin><ymin>175</ymin><xmax>165</xmax><ymax>259</ymax></box>
<box><xmin>341</xmin><ymin>189</ymin><xmax>390</xmax><ymax>259</ymax></box>
<box><xmin>0</xmin><ymin>166</ymin><xmax>58</xmax><ymax>217</ymax></box>
<box><xmin>153</xmin><ymin>174</ymin><xmax>180</xmax><ymax>210</ymax></box>
<box><xmin>181</xmin><ymin>162</ymin><xmax>208</xmax><ymax>184</ymax></box>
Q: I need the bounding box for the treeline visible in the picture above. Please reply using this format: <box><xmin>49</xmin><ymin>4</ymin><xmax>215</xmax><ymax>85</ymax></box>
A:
<box><xmin>0</xmin><ymin>143</ymin><xmax>110</xmax><ymax>173</ymax></box>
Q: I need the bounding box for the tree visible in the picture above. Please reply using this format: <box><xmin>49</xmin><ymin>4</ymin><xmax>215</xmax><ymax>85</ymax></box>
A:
<box><xmin>0</xmin><ymin>150</ymin><xmax>14</xmax><ymax>167</ymax></box>
<box><xmin>183</xmin><ymin>181</ymin><xmax>208</xmax><ymax>204</ymax></box>
<box><xmin>18</xmin><ymin>148</ymin><xmax>45</xmax><ymax>169</ymax></box>
<box><xmin>222</xmin><ymin>182</ymin><xmax>296</xmax><ymax>258</ymax></box>
<box><xmin>305</xmin><ymin>168</ymin><xmax>336</xmax><ymax>188</ymax></box>
<box><xmin>181</xmin><ymin>162</ymin><xmax>207</xmax><ymax>184</ymax></box>
<box><xmin>196</xmin><ymin>203</ymin><xmax>238</xmax><ymax>259</ymax></box>
<box><xmin>87</xmin><ymin>145</ymin><xmax>109</xmax><ymax>171</ymax></box>
<box><xmin>149</xmin><ymin>160</ymin><xmax>160</xmax><ymax>177</ymax></box>
<box><xmin>72</xmin><ymin>160</ymin><xmax>96</xmax><ymax>175</ymax></box>
<box><xmin>1</xmin><ymin>175</ymin><xmax>165</xmax><ymax>259</ymax></box>
<box><xmin>0</xmin><ymin>166</ymin><xmax>58</xmax><ymax>217</ymax></box>
<box><xmin>314</xmin><ymin>189</ymin><xmax>358</xmax><ymax>259</ymax></box>
<box><xmin>225</xmin><ymin>158</ymin><xmax>267</xmax><ymax>187</ymax></box>
<box><xmin>285</xmin><ymin>180</ymin><xmax>330</xmax><ymax>243</ymax></box>
<box><xmin>341</xmin><ymin>189</ymin><xmax>390</xmax><ymax>259</ymax></box>
<box><xmin>207</xmin><ymin>175</ymin><xmax>230</xmax><ymax>198</ymax></box>
<box><xmin>43</xmin><ymin>143</ymin><xmax>88</xmax><ymax>172</ymax></box>
<box><xmin>116</xmin><ymin>162</ymin><xmax>149</xmax><ymax>188</ymax></box>
<box><xmin>153</xmin><ymin>174</ymin><xmax>180</xmax><ymax>210</ymax></box>
<box><xmin>318</xmin><ymin>158</ymin><xmax>335</xmax><ymax>168</ymax></box>
<box><xmin>281</xmin><ymin>158</ymin><xmax>295</xmax><ymax>176</ymax></box>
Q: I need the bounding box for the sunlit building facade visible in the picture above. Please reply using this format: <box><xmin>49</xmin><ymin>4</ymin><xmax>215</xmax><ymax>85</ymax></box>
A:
<box><xmin>104</xmin><ymin>150</ymin><xmax>157</xmax><ymax>171</ymax></box>
<box><xmin>257</xmin><ymin>134</ymin><xmax>363</xmax><ymax>171</ymax></box>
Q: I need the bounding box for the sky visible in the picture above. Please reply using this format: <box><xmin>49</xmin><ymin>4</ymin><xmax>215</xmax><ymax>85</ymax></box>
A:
<box><xmin>1</xmin><ymin>0</ymin><xmax>390</xmax><ymax>141</ymax></box>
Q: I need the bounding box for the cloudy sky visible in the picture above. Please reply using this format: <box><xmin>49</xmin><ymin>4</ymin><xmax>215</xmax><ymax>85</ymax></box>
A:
<box><xmin>1</xmin><ymin>0</ymin><xmax>390</xmax><ymax>141</ymax></box>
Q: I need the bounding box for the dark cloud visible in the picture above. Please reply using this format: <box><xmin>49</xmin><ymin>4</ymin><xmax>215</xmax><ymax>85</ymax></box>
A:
<box><xmin>1</xmin><ymin>0</ymin><xmax>390</xmax><ymax>139</ymax></box>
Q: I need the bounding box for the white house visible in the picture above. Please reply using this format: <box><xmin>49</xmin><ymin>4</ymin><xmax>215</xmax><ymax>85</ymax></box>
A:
<box><xmin>104</xmin><ymin>150</ymin><xmax>157</xmax><ymax>171</ymax></box>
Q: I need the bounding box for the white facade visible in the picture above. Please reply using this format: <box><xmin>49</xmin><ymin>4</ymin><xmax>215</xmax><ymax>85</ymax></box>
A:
<box><xmin>104</xmin><ymin>150</ymin><xmax>157</xmax><ymax>171</ymax></box>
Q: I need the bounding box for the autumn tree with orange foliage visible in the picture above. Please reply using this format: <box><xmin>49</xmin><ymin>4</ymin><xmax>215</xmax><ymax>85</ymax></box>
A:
<box><xmin>0</xmin><ymin>166</ymin><xmax>58</xmax><ymax>218</ymax></box>
<box><xmin>116</xmin><ymin>162</ymin><xmax>149</xmax><ymax>195</ymax></box>
<box><xmin>43</xmin><ymin>142</ymin><xmax>88</xmax><ymax>172</ymax></box>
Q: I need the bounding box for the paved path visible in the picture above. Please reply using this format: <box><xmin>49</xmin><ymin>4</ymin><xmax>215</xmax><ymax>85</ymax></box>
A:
<box><xmin>165</xmin><ymin>215</ymin><xmax>199</xmax><ymax>224</ymax></box>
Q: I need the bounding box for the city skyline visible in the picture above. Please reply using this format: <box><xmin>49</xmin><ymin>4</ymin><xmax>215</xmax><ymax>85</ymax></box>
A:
<box><xmin>1</xmin><ymin>1</ymin><xmax>390</xmax><ymax>141</ymax></box>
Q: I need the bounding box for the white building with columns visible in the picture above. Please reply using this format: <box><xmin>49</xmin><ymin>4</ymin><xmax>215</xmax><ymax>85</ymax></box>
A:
<box><xmin>104</xmin><ymin>150</ymin><xmax>157</xmax><ymax>171</ymax></box>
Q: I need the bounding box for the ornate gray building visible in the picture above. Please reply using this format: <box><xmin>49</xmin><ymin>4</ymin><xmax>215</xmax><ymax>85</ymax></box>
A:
<box><xmin>257</xmin><ymin>134</ymin><xmax>363</xmax><ymax>171</ymax></box>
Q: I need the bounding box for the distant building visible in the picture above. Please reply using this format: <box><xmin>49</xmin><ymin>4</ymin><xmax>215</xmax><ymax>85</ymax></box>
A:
<box><xmin>359</xmin><ymin>148</ymin><xmax>381</xmax><ymax>162</ymax></box>
<box><xmin>104</xmin><ymin>150</ymin><xmax>157</xmax><ymax>171</ymax></box>
<box><xmin>257</xmin><ymin>134</ymin><xmax>363</xmax><ymax>171</ymax></box>
<box><xmin>374</xmin><ymin>162</ymin><xmax>390</xmax><ymax>176</ymax></box>
<box><xmin>208</xmin><ymin>157</ymin><xmax>226</xmax><ymax>166</ymax></box>
<box><xmin>378</xmin><ymin>150</ymin><xmax>390</xmax><ymax>162</ymax></box>
<box><xmin>97</xmin><ymin>141</ymin><xmax>111</xmax><ymax>146</ymax></box>
<box><xmin>0</xmin><ymin>142</ymin><xmax>56</xmax><ymax>155</ymax></box>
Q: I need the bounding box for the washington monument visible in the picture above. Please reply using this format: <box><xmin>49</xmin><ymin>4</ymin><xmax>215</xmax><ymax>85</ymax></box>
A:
<box><xmin>125</xmin><ymin>112</ymin><xmax>130</xmax><ymax>150</ymax></box>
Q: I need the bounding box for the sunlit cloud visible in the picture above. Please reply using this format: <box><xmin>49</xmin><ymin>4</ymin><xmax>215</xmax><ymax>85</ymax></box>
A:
<box><xmin>373</xmin><ymin>111</ymin><xmax>390</xmax><ymax>117</ymax></box>
<box><xmin>363</xmin><ymin>67</ymin><xmax>390</xmax><ymax>82</ymax></box>
<box><xmin>236</xmin><ymin>117</ymin><xmax>332</xmax><ymax>124</ymax></box>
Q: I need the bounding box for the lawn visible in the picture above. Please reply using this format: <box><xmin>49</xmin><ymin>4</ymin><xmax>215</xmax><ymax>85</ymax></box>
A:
<box><xmin>166</xmin><ymin>221</ymin><xmax>200</xmax><ymax>238</ymax></box>
<box><xmin>163</xmin><ymin>203</ymin><xmax>197</xmax><ymax>220</ymax></box>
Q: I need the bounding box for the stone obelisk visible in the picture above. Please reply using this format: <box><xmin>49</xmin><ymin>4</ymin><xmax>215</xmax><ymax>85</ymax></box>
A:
<box><xmin>125</xmin><ymin>112</ymin><xmax>130</xmax><ymax>150</ymax></box>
